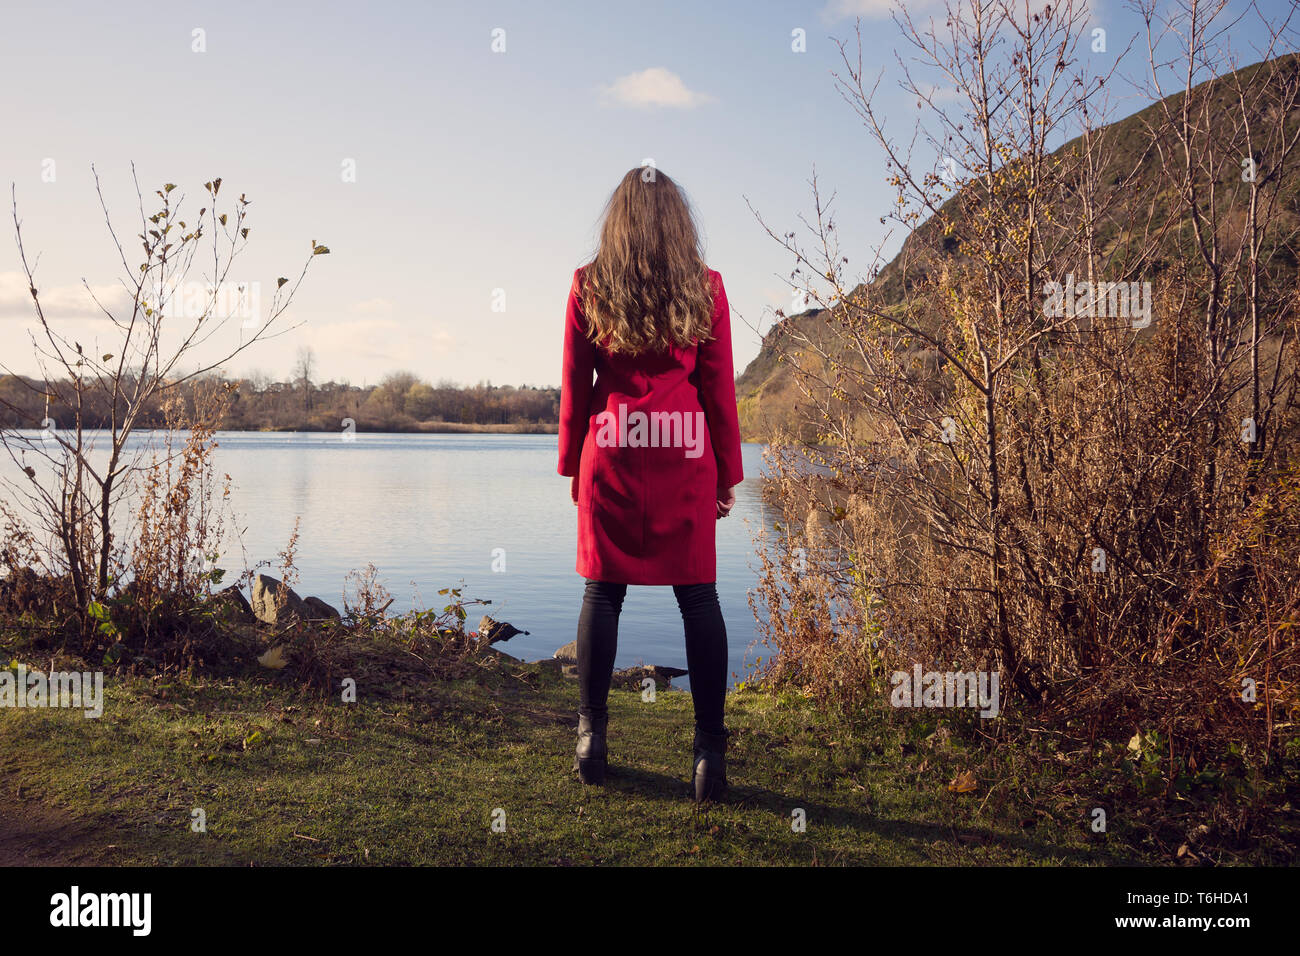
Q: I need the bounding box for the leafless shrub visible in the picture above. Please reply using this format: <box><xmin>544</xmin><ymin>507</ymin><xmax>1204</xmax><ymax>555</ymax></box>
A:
<box><xmin>749</xmin><ymin>0</ymin><xmax>1300</xmax><ymax>767</ymax></box>
<box><xmin>0</xmin><ymin>168</ymin><xmax>327</xmax><ymax>655</ymax></box>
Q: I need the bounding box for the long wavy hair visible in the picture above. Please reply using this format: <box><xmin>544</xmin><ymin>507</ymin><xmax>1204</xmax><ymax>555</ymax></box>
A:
<box><xmin>579</xmin><ymin>167</ymin><xmax>715</xmax><ymax>355</ymax></box>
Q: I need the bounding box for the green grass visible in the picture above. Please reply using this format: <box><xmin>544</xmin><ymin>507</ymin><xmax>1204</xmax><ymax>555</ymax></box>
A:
<box><xmin>0</xmin><ymin>646</ymin><xmax>1165</xmax><ymax>866</ymax></box>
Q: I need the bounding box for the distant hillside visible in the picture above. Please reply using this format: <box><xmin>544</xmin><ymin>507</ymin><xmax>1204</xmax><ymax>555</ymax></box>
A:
<box><xmin>736</xmin><ymin>53</ymin><xmax>1300</xmax><ymax>443</ymax></box>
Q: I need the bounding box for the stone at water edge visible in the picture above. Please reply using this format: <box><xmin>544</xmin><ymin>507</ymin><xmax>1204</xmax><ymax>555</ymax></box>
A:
<box><xmin>250</xmin><ymin>575</ymin><xmax>343</xmax><ymax>625</ymax></box>
<box><xmin>478</xmin><ymin>615</ymin><xmax>529</xmax><ymax>644</ymax></box>
<box><xmin>650</xmin><ymin>664</ymin><xmax>689</xmax><ymax>681</ymax></box>
<box><xmin>548</xmin><ymin>641</ymin><xmax>687</xmax><ymax>686</ymax></box>
<box><xmin>610</xmin><ymin>664</ymin><xmax>689</xmax><ymax>690</ymax></box>
<box><xmin>209</xmin><ymin>584</ymin><xmax>255</xmax><ymax>624</ymax></box>
<box><xmin>303</xmin><ymin>595</ymin><xmax>342</xmax><ymax>622</ymax></box>
<box><xmin>250</xmin><ymin>573</ymin><xmax>309</xmax><ymax>626</ymax></box>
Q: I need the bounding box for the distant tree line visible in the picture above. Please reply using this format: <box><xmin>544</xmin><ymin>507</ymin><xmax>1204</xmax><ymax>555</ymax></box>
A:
<box><xmin>0</xmin><ymin>367</ymin><xmax>560</xmax><ymax>432</ymax></box>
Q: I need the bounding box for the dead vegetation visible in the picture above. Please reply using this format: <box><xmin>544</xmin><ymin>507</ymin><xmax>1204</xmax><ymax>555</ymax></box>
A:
<box><xmin>747</xmin><ymin>0</ymin><xmax>1300</xmax><ymax>858</ymax></box>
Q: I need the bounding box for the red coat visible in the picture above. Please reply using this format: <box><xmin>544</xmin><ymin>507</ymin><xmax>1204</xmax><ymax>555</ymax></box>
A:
<box><xmin>558</xmin><ymin>266</ymin><xmax>744</xmax><ymax>585</ymax></box>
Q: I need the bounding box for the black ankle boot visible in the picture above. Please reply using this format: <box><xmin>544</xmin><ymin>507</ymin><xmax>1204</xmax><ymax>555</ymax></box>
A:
<box><xmin>691</xmin><ymin>726</ymin><xmax>729</xmax><ymax>802</ymax></box>
<box><xmin>573</xmin><ymin>713</ymin><xmax>608</xmax><ymax>785</ymax></box>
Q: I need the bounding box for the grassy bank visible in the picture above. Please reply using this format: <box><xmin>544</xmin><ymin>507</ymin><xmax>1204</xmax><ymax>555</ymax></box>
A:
<box><xmin>4</xmin><ymin>634</ymin><xmax>1285</xmax><ymax>866</ymax></box>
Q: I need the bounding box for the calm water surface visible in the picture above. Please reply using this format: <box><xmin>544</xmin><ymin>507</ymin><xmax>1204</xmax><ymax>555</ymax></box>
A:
<box><xmin>8</xmin><ymin>432</ymin><xmax>780</xmax><ymax>687</ymax></box>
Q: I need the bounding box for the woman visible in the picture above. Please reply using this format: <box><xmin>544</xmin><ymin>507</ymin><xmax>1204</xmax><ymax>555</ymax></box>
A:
<box><xmin>557</xmin><ymin>166</ymin><xmax>743</xmax><ymax>802</ymax></box>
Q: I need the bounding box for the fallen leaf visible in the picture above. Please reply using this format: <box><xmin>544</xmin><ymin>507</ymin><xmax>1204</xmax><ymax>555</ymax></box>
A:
<box><xmin>947</xmin><ymin>770</ymin><xmax>977</xmax><ymax>793</ymax></box>
<box><xmin>257</xmin><ymin>645</ymin><xmax>288</xmax><ymax>669</ymax></box>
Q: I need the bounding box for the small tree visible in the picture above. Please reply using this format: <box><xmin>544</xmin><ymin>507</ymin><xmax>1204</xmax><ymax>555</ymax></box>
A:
<box><xmin>0</xmin><ymin>166</ymin><xmax>328</xmax><ymax>645</ymax></box>
<box><xmin>294</xmin><ymin>345</ymin><xmax>316</xmax><ymax>415</ymax></box>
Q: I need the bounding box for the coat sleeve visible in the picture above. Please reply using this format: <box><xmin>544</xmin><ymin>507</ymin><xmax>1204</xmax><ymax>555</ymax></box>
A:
<box><xmin>558</xmin><ymin>268</ymin><xmax>595</xmax><ymax>477</ymax></box>
<box><xmin>696</xmin><ymin>271</ymin><xmax>744</xmax><ymax>490</ymax></box>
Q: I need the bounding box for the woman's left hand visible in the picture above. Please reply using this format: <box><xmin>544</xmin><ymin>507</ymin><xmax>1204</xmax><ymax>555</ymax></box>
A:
<box><xmin>571</xmin><ymin>474</ymin><xmax>579</xmax><ymax>505</ymax></box>
<box><xmin>716</xmin><ymin>485</ymin><xmax>736</xmax><ymax>519</ymax></box>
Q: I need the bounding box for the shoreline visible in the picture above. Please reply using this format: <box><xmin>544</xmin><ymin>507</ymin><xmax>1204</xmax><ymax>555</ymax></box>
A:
<box><xmin>238</xmin><ymin>421</ymin><xmax>558</xmax><ymax>434</ymax></box>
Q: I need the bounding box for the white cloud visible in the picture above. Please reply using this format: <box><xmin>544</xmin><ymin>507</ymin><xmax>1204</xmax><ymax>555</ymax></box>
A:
<box><xmin>0</xmin><ymin>271</ymin><xmax>130</xmax><ymax>322</ymax></box>
<box><xmin>600</xmin><ymin>68</ymin><xmax>715</xmax><ymax>109</ymax></box>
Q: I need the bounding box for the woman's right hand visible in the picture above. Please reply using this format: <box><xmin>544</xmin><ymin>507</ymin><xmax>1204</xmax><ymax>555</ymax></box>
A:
<box><xmin>716</xmin><ymin>485</ymin><xmax>736</xmax><ymax>519</ymax></box>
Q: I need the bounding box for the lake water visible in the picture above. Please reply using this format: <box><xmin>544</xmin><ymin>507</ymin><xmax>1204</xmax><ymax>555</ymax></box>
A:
<box><xmin>4</xmin><ymin>432</ymin><xmax>779</xmax><ymax>687</ymax></box>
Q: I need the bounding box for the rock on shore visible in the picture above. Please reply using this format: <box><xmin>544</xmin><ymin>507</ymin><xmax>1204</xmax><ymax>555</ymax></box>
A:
<box><xmin>250</xmin><ymin>574</ymin><xmax>341</xmax><ymax>626</ymax></box>
<box><xmin>550</xmin><ymin>640</ymin><xmax>688</xmax><ymax>688</ymax></box>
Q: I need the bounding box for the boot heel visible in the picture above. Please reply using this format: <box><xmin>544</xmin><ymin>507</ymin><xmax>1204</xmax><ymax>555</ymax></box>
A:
<box><xmin>693</xmin><ymin>755</ymin><xmax>728</xmax><ymax>802</ymax></box>
<box><xmin>574</xmin><ymin>713</ymin><xmax>609</xmax><ymax>786</ymax></box>
<box><xmin>575</xmin><ymin>756</ymin><xmax>607</xmax><ymax>785</ymax></box>
<box><xmin>691</xmin><ymin>727</ymin><xmax>730</xmax><ymax>803</ymax></box>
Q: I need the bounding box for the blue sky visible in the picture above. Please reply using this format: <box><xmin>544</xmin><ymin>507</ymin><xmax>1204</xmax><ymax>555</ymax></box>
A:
<box><xmin>0</xmin><ymin>0</ymin><xmax>1293</xmax><ymax>389</ymax></box>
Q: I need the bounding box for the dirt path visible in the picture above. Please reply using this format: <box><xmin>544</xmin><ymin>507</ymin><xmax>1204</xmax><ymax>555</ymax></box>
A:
<box><xmin>0</xmin><ymin>769</ymin><xmax>130</xmax><ymax>866</ymax></box>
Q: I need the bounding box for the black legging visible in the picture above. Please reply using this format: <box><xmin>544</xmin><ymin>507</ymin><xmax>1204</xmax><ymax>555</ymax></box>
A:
<box><xmin>576</xmin><ymin>578</ymin><xmax>727</xmax><ymax>735</ymax></box>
